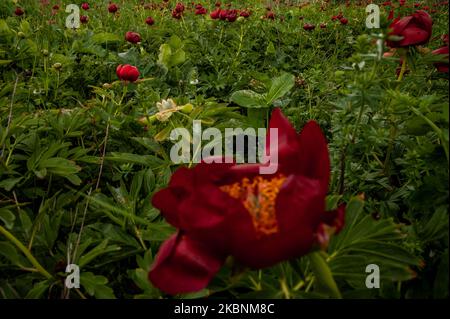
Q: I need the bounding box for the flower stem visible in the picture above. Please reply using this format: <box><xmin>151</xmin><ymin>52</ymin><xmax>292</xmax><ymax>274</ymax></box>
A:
<box><xmin>397</xmin><ymin>59</ymin><xmax>407</xmax><ymax>81</ymax></box>
<box><xmin>0</xmin><ymin>225</ymin><xmax>53</xmax><ymax>280</ymax></box>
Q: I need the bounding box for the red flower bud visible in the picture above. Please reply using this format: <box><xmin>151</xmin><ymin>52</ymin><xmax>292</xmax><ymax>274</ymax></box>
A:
<box><xmin>116</xmin><ymin>64</ymin><xmax>140</xmax><ymax>82</ymax></box>
<box><xmin>15</xmin><ymin>7</ymin><xmax>24</xmax><ymax>16</ymax></box>
<box><xmin>81</xmin><ymin>3</ymin><xmax>89</xmax><ymax>10</ymax></box>
<box><xmin>108</xmin><ymin>3</ymin><xmax>118</xmax><ymax>13</ymax></box>
<box><xmin>339</xmin><ymin>17</ymin><xmax>349</xmax><ymax>25</ymax></box>
<box><xmin>145</xmin><ymin>16</ymin><xmax>155</xmax><ymax>25</ymax></box>
<box><xmin>303</xmin><ymin>23</ymin><xmax>315</xmax><ymax>31</ymax></box>
<box><xmin>80</xmin><ymin>15</ymin><xmax>89</xmax><ymax>23</ymax></box>
<box><xmin>195</xmin><ymin>7</ymin><xmax>207</xmax><ymax>15</ymax></box>
<box><xmin>125</xmin><ymin>31</ymin><xmax>141</xmax><ymax>44</ymax></box>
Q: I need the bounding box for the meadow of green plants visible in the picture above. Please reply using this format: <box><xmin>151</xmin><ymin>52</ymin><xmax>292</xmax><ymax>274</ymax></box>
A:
<box><xmin>0</xmin><ymin>0</ymin><xmax>448</xmax><ymax>299</ymax></box>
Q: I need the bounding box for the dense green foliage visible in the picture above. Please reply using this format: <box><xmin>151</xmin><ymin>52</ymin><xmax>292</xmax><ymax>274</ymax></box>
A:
<box><xmin>0</xmin><ymin>0</ymin><xmax>448</xmax><ymax>299</ymax></box>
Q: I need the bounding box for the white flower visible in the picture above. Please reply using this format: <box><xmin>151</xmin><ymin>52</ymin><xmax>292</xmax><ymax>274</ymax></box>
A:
<box><xmin>155</xmin><ymin>99</ymin><xmax>178</xmax><ymax>122</ymax></box>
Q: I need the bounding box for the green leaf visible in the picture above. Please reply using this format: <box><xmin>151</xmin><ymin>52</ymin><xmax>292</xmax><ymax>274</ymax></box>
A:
<box><xmin>0</xmin><ymin>208</ymin><xmax>15</xmax><ymax>229</ymax></box>
<box><xmin>308</xmin><ymin>251</ymin><xmax>342</xmax><ymax>298</ymax></box>
<box><xmin>328</xmin><ymin>196</ymin><xmax>421</xmax><ymax>288</ymax></box>
<box><xmin>0</xmin><ymin>242</ymin><xmax>28</xmax><ymax>267</ymax></box>
<box><xmin>0</xmin><ymin>60</ymin><xmax>12</xmax><ymax>65</ymax></box>
<box><xmin>230</xmin><ymin>90</ymin><xmax>266</xmax><ymax>108</ymax></box>
<box><xmin>0</xmin><ymin>177</ymin><xmax>23</xmax><ymax>191</ymax></box>
<box><xmin>105</xmin><ymin>152</ymin><xmax>163</xmax><ymax>167</ymax></box>
<box><xmin>25</xmin><ymin>280</ymin><xmax>50</xmax><ymax>299</ymax></box>
<box><xmin>78</xmin><ymin>239</ymin><xmax>121</xmax><ymax>268</ymax></box>
<box><xmin>266</xmin><ymin>73</ymin><xmax>295</xmax><ymax>104</ymax></box>
<box><xmin>92</xmin><ymin>32</ymin><xmax>121</xmax><ymax>44</ymax></box>
<box><xmin>81</xmin><ymin>272</ymin><xmax>116</xmax><ymax>299</ymax></box>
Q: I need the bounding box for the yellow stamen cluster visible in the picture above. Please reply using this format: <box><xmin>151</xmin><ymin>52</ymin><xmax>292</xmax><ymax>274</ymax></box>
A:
<box><xmin>220</xmin><ymin>175</ymin><xmax>286</xmax><ymax>236</ymax></box>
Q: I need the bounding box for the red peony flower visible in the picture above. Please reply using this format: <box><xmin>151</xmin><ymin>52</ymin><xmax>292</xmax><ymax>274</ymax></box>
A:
<box><xmin>339</xmin><ymin>17</ymin><xmax>348</xmax><ymax>25</ymax></box>
<box><xmin>125</xmin><ymin>31</ymin><xmax>141</xmax><ymax>44</ymax></box>
<box><xmin>80</xmin><ymin>15</ymin><xmax>89</xmax><ymax>23</ymax></box>
<box><xmin>175</xmin><ymin>2</ymin><xmax>185</xmax><ymax>13</ymax></box>
<box><xmin>82</xmin><ymin>3</ymin><xmax>89</xmax><ymax>10</ymax></box>
<box><xmin>331</xmin><ymin>12</ymin><xmax>343</xmax><ymax>21</ymax></box>
<box><xmin>210</xmin><ymin>8</ymin><xmax>220</xmax><ymax>19</ymax></box>
<box><xmin>145</xmin><ymin>16</ymin><xmax>155</xmax><ymax>25</ymax></box>
<box><xmin>195</xmin><ymin>7</ymin><xmax>207</xmax><ymax>15</ymax></box>
<box><xmin>219</xmin><ymin>9</ymin><xmax>228</xmax><ymax>20</ymax></box>
<box><xmin>303</xmin><ymin>23</ymin><xmax>315</xmax><ymax>31</ymax></box>
<box><xmin>320</xmin><ymin>23</ymin><xmax>327</xmax><ymax>29</ymax></box>
<box><xmin>15</xmin><ymin>7</ymin><xmax>24</xmax><ymax>16</ymax></box>
<box><xmin>432</xmin><ymin>45</ymin><xmax>449</xmax><ymax>73</ymax></box>
<box><xmin>116</xmin><ymin>64</ymin><xmax>140</xmax><ymax>82</ymax></box>
<box><xmin>240</xmin><ymin>10</ymin><xmax>250</xmax><ymax>18</ymax></box>
<box><xmin>172</xmin><ymin>9</ymin><xmax>182</xmax><ymax>19</ymax></box>
<box><xmin>266</xmin><ymin>11</ymin><xmax>275</xmax><ymax>20</ymax></box>
<box><xmin>108</xmin><ymin>3</ymin><xmax>118</xmax><ymax>13</ymax></box>
<box><xmin>386</xmin><ymin>10</ymin><xmax>432</xmax><ymax>48</ymax></box>
<box><xmin>148</xmin><ymin>108</ymin><xmax>345</xmax><ymax>295</ymax></box>
<box><xmin>226</xmin><ymin>9</ymin><xmax>237</xmax><ymax>22</ymax></box>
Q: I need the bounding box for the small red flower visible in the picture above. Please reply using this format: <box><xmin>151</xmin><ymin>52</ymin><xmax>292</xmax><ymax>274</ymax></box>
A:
<box><xmin>116</xmin><ymin>64</ymin><xmax>140</xmax><ymax>82</ymax></box>
<box><xmin>148</xmin><ymin>108</ymin><xmax>345</xmax><ymax>295</ymax></box>
<box><xmin>80</xmin><ymin>15</ymin><xmax>89</xmax><ymax>23</ymax></box>
<box><xmin>175</xmin><ymin>2</ymin><xmax>185</xmax><ymax>13</ymax></box>
<box><xmin>266</xmin><ymin>11</ymin><xmax>275</xmax><ymax>20</ymax></box>
<box><xmin>432</xmin><ymin>45</ymin><xmax>449</xmax><ymax>73</ymax></box>
<box><xmin>219</xmin><ymin>9</ymin><xmax>228</xmax><ymax>20</ymax></box>
<box><xmin>386</xmin><ymin>10</ymin><xmax>432</xmax><ymax>48</ymax></box>
<box><xmin>320</xmin><ymin>23</ymin><xmax>327</xmax><ymax>29</ymax></box>
<box><xmin>125</xmin><ymin>31</ymin><xmax>141</xmax><ymax>44</ymax></box>
<box><xmin>226</xmin><ymin>9</ymin><xmax>237</xmax><ymax>22</ymax></box>
<box><xmin>81</xmin><ymin>3</ymin><xmax>90</xmax><ymax>10</ymax></box>
<box><xmin>15</xmin><ymin>7</ymin><xmax>24</xmax><ymax>16</ymax></box>
<box><xmin>240</xmin><ymin>10</ymin><xmax>250</xmax><ymax>18</ymax></box>
<box><xmin>108</xmin><ymin>3</ymin><xmax>118</xmax><ymax>13</ymax></box>
<box><xmin>339</xmin><ymin>17</ymin><xmax>349</xmax><ymax>25</ymax></box>
<box><xmin>195</xmin><ymin>7</ymin><xmax>207</xmax><ymax>15</ymax></box>
<box><xmin>210</xmin><ymin>8</ymin><xmax>220</xmax><ymax>19</ymax></box>
<box><xmin>145</xmin><ymin>16</ymin><xmax>155</xmax><ymax>25</ymax></box>
<box><xmin>52</xmin><ymin>4</ymin><xmax>60</xmax><ymax>10</ymax></box>
<box><xmin>172</xmin><ymin>9</ymin><xmax>182</xmax><ymax>19</ymax></box>
<box><xmin>303</xmin><ymin>23</ymin><xmax>315</xmax><ymax>31</ymax></box>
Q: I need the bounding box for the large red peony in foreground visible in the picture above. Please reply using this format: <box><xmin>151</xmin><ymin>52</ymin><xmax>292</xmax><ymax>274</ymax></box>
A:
<box><xmin>148</xmin><ymin>108</ymin><xmax>345</xmax><ymax>295</ymax></box>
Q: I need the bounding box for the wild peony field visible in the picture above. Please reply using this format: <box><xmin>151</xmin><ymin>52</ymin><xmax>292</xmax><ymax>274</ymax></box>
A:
<box><xmin>0</xmin><ymin>0</ymin><xmax>448</xmax><ymax>299</ymax></box>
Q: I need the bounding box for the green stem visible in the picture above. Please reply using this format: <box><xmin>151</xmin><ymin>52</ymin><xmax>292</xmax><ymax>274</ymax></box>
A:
<box><xmin>0</xmin><ymin>225</ymin><xmax>53</xmax><ymax>280</ymax></box>
<box><xmin>397</xmin><ymin>59</ymin><xmax>407</xmax><ymax>81</ymax></box>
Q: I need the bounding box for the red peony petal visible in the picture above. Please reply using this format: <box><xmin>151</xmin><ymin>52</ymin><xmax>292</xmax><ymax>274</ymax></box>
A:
<box><xmin>296</xmin><ymin>121</ymin><xmax>330</xmax><ymax>194</ymax></box>
<box><xmin>398</xmin><ymin>25</ymin><xmax>431</xmax><ymax>46</ymax></box>
<box><xmin>267</xmin><ymin>108</ymin><xmax>298</xmax><ymax>152</ymax></box>
<box><xmin>148</xmin><ymin>233</ymin><xmax>225</xmax><ymax>295</ymax></box>
<box><xmin>226</xmin><ymin>175</ymin><xmax>325</xmax><ymax>268</ymax></box>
